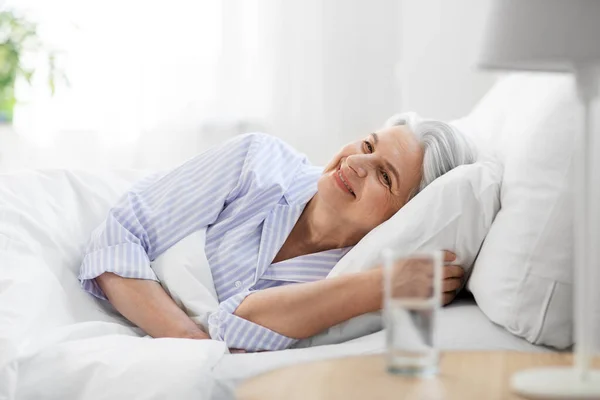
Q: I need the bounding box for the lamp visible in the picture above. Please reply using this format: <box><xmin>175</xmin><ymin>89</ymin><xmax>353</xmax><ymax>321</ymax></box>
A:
<box><xmin>478</xmin><ymin>0</ymin><xmax>600</xmax><ymax>398</ymax></box>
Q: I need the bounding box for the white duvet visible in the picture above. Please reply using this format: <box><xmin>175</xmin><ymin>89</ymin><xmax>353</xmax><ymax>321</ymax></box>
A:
<box><xmin>0</xmin><ymin>168</ymin><xmax>548</xmax><ymax>400</ymax></box>
<box><xmin>0</xmin><ymin>169</ymin><xmax>227</xmax><ymax>399</ymax></box>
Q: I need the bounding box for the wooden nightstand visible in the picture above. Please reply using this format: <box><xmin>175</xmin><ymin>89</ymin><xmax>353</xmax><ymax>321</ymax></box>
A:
<box><xmin>237</xmin><ymin>352</ymin><xmax>598</xmax><ymax>400</ymax></box>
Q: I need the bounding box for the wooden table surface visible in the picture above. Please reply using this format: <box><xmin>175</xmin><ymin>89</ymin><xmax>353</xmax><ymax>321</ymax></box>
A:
<box><xmin>237</xmin><ymin>351</ymin><xmax>599</xmax><ymax>400</ymax></box>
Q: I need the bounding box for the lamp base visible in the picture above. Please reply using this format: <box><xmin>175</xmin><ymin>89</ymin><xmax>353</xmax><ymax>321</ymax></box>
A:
<box><xmin>511</xmin><ymin>367</ymin><xmax>600</xmax><ymax>399</ymax></box>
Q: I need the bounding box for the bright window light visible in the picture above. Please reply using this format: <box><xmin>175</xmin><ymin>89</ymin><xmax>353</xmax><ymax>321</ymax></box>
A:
<box><xmin>5</xmin><ymin>0</ymin><xmax>222</xmax><ymax>145</ymax></box>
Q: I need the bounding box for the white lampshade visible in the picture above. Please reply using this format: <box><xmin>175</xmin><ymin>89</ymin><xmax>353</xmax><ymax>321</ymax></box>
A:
<box><xmin>479</xmin><ymin>0</ymin><xmax>600</xmax><ymax>72</ymax></box>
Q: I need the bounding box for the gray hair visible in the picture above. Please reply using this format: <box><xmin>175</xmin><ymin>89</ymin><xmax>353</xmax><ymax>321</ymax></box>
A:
<box><xmin>384</xmin><ymin>112</ymin><xmax>476</xmax><ymax>199</ymax></box>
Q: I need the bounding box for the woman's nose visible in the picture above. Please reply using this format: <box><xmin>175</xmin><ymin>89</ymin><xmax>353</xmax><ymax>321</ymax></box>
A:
<box><xmin>346</xmin><ymin>155</ymin><xmax>368</xmax><ymax>178</ymax></box>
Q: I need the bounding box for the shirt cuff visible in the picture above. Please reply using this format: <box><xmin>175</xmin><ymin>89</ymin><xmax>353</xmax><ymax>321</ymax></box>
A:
<box><xmin>208</xmin><ymin>292</ymin><xmax>298</xmax><ymax>352</ymax></box>
<box><xmin>78</xmin><ymin>243</ymin><xmax>159</xmax><ymax>300</ymax></box>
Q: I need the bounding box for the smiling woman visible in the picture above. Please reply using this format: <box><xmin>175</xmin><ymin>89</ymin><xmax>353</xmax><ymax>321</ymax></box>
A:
<box><xmin>80</xmin><ymin>113</ymin><xmax>475</xmax><ymax>352</ymax></box>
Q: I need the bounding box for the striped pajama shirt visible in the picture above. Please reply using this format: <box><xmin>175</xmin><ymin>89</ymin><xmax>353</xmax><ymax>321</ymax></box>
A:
<box><xmin>79</xmin><ymin>132</ymin><xmax>351</xmax><ymax>351</ymax></box>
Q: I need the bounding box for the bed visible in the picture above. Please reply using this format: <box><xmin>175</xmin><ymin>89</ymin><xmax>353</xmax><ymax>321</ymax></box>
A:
<box><xmin>0</xmin><ymin>161</ymin><xmax>550</xmax><ymax>400</ymax></box>
<box><xmin>1</xmin><ymin>73</ymin><xmax>570</xmax><ymax>400</ymax></box>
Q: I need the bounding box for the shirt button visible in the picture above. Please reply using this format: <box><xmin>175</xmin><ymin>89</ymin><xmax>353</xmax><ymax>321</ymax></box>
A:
<box><xmin>234</xmin><ymin>280</ymin><xmax>242</xmax><ymax>288</ymax></box>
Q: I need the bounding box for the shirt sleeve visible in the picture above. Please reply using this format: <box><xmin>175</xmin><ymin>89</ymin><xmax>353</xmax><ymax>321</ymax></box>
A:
<box><xmin>78</xmin><ymin>133</ymin><xmax>257</xmax><ymax>300</ymax></box>
<box><xmin>208</xmin><ymin>291</ymin><xmax>299</xmax><ymax>352</ymax></box>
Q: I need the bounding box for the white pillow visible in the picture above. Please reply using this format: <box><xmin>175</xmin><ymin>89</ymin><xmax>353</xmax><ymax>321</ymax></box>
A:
<box><xmin>293</xmin><ymin>161</ymin><xmax>502</xmax><ymax>348</ymax></box>
<box><xmin>465</xmin><ymin>73</ymin><xmax>577</xmax><ymax>349</ymax></box>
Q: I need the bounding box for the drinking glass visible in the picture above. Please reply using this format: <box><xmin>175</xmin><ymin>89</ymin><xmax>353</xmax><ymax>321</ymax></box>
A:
<box><xmin>382</xmin><ymin>249</ymin><xmax>443</xmax><ymax>376</ymax></box>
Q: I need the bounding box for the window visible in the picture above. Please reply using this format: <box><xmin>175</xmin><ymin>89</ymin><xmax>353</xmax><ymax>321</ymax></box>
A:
<box><xmin>7</xmin><ymin>0</ymin><xmax>222</xmax><ymax>144</ymax></box>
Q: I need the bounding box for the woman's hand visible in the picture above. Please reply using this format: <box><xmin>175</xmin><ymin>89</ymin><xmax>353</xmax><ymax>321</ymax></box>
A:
<box><xmin>181</xmin><ymin>327</ymin><xmax>211</xmax><ymax>340</ymax></box>
<box><xmin>442</xmin><ymin>251</ymin><xmax>465</xmax><ymax>306</ymax></box>
<box><xmin>386</xmin><ymin>250</ymin><xmax>464</xmax><ymax>306</ymax></box>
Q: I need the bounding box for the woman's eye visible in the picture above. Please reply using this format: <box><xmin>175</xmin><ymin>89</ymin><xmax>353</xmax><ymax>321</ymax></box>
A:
<box><xmin>363</xmin><ymin>140</ymin><xmax>373</xmax><ymax>153</ymax></box>
<box><xmin>382</xmin><ymin>171</ymin><xmax>391</xmax><ymax>187</ymax></box>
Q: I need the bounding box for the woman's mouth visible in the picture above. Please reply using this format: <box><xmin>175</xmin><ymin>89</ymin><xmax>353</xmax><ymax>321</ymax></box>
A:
<box><xmin>334</xmin><ymin>167</ymin><xmax>355</xmax><ymax>197</ymax></box>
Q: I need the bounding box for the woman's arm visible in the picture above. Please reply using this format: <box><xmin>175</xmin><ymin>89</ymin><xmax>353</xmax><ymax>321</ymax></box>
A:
<box><xmin>95</xmin><ymin>268</ymin><xmax>382</xmax><ymax>341</ymax></box>
<box><xmin>97</xmin><ymin>255</ymin><xmax>463</xmax><ymax>345</ymax></box>
<box><xmin>96</xmin><ymin>272</ymin><xmax>209</xmax><ymax>339</ymax></box>
<box><xmin>232</xmin><ymin>251</ymin><xmax>463</xmax><ymax>340</ymax></box>
<box><xmin>234</xmin><ymin>268</ymin><xmax>383</xmax><ymax>339</ymax></box>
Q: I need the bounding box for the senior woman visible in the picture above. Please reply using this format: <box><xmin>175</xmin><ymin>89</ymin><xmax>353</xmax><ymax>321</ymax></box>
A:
<box><xmin>78</xmin><ymin>112</ymin><xmax>475</xmax><ymax>352</ymax></box>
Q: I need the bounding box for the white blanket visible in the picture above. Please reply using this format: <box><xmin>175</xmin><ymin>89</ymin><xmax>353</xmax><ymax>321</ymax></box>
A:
<box><xmin>0</xmin><ymin>169</ymin><xmax>227</xmax><ymax>399</ymax></box>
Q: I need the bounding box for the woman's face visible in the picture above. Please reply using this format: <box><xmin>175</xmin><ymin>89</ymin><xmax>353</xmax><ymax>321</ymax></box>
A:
<box><xmin>318</xmin><ymin>125</ymin><xmax>424</xmax><ymax>236</ymax></box>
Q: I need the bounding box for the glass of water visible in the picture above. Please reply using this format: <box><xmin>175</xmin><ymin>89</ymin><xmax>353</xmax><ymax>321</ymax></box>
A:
<box><xmin>382</xmin><ymin>249</ymin><xmax>443</xmax><ymax>376</ymax></box>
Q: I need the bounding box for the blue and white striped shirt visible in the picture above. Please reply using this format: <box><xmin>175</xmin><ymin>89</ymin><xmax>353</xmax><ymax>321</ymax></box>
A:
<box><xmin>78</xmin><ymin>133</ymin><xmax>352</xmax><ymax>352</ymax></box>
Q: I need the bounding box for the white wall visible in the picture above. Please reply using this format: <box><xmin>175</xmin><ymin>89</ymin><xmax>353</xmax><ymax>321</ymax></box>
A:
<box><xmin>398</xmin><ymin>0</ymin><xmax>498</xmax><ymax>121</ymax></box>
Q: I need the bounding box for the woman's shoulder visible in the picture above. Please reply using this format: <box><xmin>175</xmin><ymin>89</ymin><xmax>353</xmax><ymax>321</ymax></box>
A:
<box><xmin>235</xmin><ymin>133</ymin><xmax>311</xmax><ymax>194</ymax></box>
<box><xmin>235</xmin><ymin>132</ymin><xmax>309</xmax><ymax>170</ymax></box>
<box><xmin>239</xmin><ymin>132</ymin><xmax>307</xmax><ymax>163</ymax></box>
